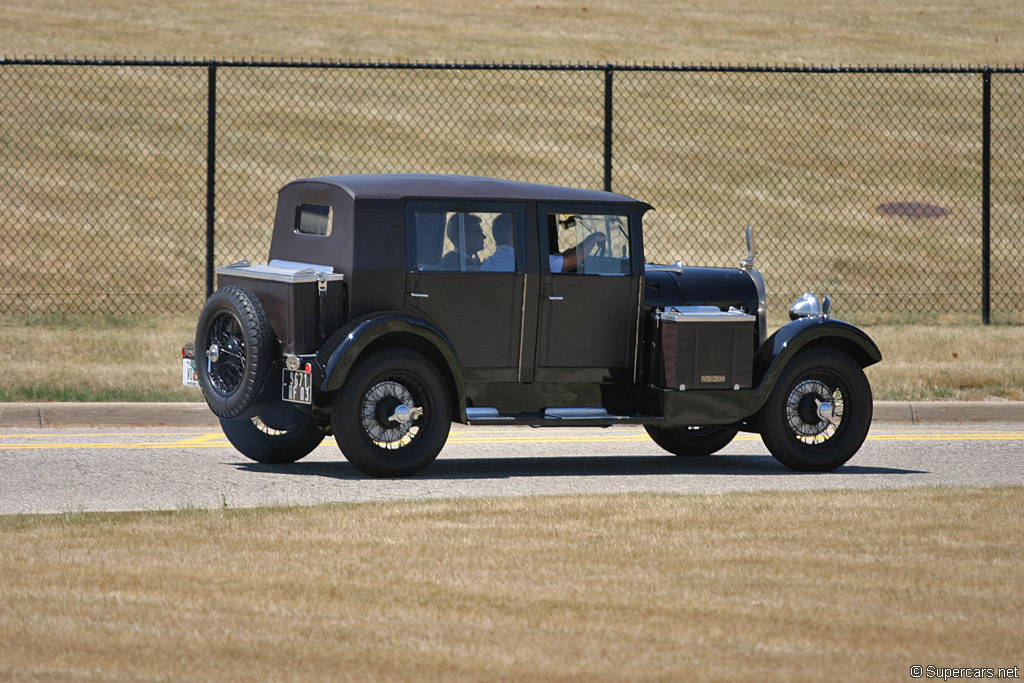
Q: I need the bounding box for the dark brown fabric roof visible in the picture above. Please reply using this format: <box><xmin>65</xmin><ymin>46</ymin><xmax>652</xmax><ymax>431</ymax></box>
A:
<box><xmin>282</xmin><ymin>173</ymin><xmax>650</xmax><ymax>209</ymax></box>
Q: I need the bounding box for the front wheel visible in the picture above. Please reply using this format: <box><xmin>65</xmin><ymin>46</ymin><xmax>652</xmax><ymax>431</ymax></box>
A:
<box><xmin>332</xmin><ymin>348</ymin><xmax>452</xmax><ymax>477</ymax></box>
<box><xmin>758</xmin><ymin>348</ymin><xmax>872</xmax><ymax>472</ymax></box>
<box><xmin>221</xmin><ymin>403</ymin><xmax>327</xmax><ymax>464</ymax></box>
<box><xmin>645</xmin><ymin>425</ymin><xmax>738</xmax><ymax>457</ymax></box>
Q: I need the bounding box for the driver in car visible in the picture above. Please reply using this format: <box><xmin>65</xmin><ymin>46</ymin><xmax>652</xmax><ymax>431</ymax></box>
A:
<box><xmin>550</xmin><ymin>231</ymin><xmax>606</xmax><ymax>272</ymax></box>
<box><xmin>480</xmin><ymin>214</ymin><xmax>606</xmax><ymax>272</ymax></box>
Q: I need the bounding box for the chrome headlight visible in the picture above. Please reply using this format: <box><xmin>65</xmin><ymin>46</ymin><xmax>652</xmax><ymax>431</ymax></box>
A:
<box><xmin>789</xmin><ymin>291</ymin><xmax>832</xmax><ymax>320</ymax></box>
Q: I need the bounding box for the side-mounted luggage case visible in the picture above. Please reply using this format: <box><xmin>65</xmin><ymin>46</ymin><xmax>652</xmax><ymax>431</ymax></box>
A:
<box><xmin>216</xmin><ymin>260</ymin><xmax>346</xmax><ymax>355</ymax></box>
<box><xmin>655</xmin><ymin>306</ymin><xmax>755</xmax><ymax>391</ymax></box>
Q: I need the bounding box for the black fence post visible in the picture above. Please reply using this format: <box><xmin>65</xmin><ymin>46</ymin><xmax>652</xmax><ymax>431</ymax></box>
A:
<box><xmin>205</xmin><ymin>61</ymin><xmax>218</xmax><ymax>300</ymax></box>
<box><xmin>603</xmin><ymin>64</ymin><xmax>613</xmax><ymax>192</ymax></box>
<box><xmin>981</xmin><ymin>68</ymin><xmax>992</xmax><ymax>324</ymax></box>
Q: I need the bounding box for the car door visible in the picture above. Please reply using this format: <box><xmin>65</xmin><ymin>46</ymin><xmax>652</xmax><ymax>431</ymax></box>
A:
<box><xmin>405</xmin><ymin>202</ymin><xmax>527</xmax><ymax>382</ymax></box>
<box><xmin>534</xmin><ymin>204</ymin><xmax>642</xmax><ymax>383</ymax></box>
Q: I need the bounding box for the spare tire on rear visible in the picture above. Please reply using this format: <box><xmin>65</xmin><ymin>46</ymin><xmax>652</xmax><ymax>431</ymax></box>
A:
<box><xmin>195</xmin><ymin>285</ymin><xmax>277</xmax><ymax>420</ymax></box>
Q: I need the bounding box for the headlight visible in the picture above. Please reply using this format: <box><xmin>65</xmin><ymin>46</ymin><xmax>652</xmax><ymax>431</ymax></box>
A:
<box><xmin>789</xmin><ymin>292</ymin><xmax>832</xmax><ymax>320</ymax></box>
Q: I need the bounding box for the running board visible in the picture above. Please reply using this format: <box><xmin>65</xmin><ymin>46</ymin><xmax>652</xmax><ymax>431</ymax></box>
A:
<box><xmin>465</xmin><ymin>407</ymin><xmax>663</xmax><ymax>427</ymax></box>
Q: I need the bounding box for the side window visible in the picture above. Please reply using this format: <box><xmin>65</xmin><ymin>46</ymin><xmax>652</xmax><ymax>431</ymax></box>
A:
<box><xmin>295</xmin><ymin>204</ymin><xmax>331</xmax><ymax>236</ymax></box>
<box><xmin>412</xmin><ymin>211</ymin><xmax>518</xmax><ymax>272</ymax></box>
<box><xmin>547</xmin><ymin>213</ymin><xmax>631</xmax><ymax>275</ymax></box>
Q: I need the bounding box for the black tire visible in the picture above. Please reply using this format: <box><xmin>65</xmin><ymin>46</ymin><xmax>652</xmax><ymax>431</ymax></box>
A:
<box><xmin>221</xmin><ymin>403</ymin><xmax>327</xmax><ymax>464</ymax></box>
<box><xmin>758</xmin><ymin>347</ymin><xmax>873</xmax><ymax>472</ymax></box>
<box><xmin>332</xmin><ymin>348</ymin><xmax>452</xmax><ymax>477</ymax></box>
<box><xmin>645</xmin><ymin>425</ymin><xmax>738</xmax><ymax>456</ymax></box>
<box><xmin>195</xmin><ymin>286</ymin><xmax>277</xmax><ymax>420</ymax></box>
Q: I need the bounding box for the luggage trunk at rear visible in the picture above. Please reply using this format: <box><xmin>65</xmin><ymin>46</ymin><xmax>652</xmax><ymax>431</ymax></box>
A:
<box><xmin>216</xmin><ymin>261</ymin><xmax>346</xmax><ymax>355</ymax></box>
<box><xmin>655</xmin><ymin>307</ymin><xmax>755</xmax><ymax>391</ymax></box>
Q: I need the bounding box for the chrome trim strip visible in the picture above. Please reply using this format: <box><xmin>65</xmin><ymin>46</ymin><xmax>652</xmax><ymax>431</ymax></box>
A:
<box><xmin>216</xmin><ymin>262</ymin><xmax>344</xmax><ymax>285</ymax></box>
<box><xmin>517</xmin><ymin>274</ymin><xmax>528</xmax><ymax>382</ymax></box>
<box><xmin>658</xmin><ymin>313</ymin><xmax>756</xmax><ymax>323</ymax></box>
<box><xmin>544</xmin><ymin>407</ymin><xmax>611</xmax><ymax>419</ymax></box>
<box><xmin>633</xmin><ymin>274</ymin><xmax>643</xmax><ymax>384</ymax></box>
<box><xmin>467</xmin><ymin>407</ymin><xmax>511</xmax><ymax>420</ymax></box>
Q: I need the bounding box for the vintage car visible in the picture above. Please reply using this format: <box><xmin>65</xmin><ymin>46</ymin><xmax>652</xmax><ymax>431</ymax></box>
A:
<box><xmin>182</xmin><ymin>174</ymin><xmax>881</xmax><ymax>477</ymax></box>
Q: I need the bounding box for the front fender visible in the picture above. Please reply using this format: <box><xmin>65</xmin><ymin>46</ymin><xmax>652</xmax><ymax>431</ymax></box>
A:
<box><xmin>316</xmin><ymin>311</ymin><xmax>467</xmax><ymax>419</ymax></box>
<box><xmin>754</xmin><ymin>316</ymin><xmax>882</xmax><ymax>393</ymax></box>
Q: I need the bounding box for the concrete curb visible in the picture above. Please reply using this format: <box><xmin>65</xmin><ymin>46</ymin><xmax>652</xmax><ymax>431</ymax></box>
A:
<box><xmin>1</xmin><ymin>401</ymin><xmax>1023</xmax><ymax>429</ymax></box>
<box><xmin>0</xmin><ymin>402</ymin><xmax>221</xmax><ymax>428</ymax></box>
<box><xmin>871</xmin><ymin>401</ymin><xmax>1024</xmax><ymax>424</ymax></box>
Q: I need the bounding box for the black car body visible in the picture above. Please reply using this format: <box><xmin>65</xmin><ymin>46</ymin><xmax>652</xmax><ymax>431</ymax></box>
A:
<box><xmin>183</xmin><ymin>174</ymin><xmax>881</xmax><ymax>476</ymax></box>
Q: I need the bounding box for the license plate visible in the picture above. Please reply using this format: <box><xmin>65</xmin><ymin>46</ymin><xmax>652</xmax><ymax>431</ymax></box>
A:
<box><xmin>182</xmin><ymin>358</ymin><xmax>200</xmax><ymax>388</ymax></box>
<box><xmin>282</xmin><ymin>368</ymin><xmax>313</xmax><ymax>404</ymax></box>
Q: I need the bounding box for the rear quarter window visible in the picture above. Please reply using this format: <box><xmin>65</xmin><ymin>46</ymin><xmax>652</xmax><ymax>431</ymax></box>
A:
<box><xmin>295</xmin><ymin>204</ymin><xmax>332</xmax><ymax>236</ymax></box>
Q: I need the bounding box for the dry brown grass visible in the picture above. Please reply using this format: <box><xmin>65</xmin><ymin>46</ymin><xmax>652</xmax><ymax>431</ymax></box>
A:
<box><xmin>2</xmin><ymin>0</ymin><xmax>1022</xmax><ymax>400</ymax></box>
<box><xmin>867</xmin><ymin>323</ymin><xmax>1024</xmax><ymax>400</ymax></box>
<box><xmin>0</xmin><ymin>488</ymin><xmax>1020</xmax><ymax>681</ymax></box>
<box><xmin>2</xmin><ymin>314</ymin><xmax>1023</xmax><ymax>401</ymax></box>
<box><xmin>0</xmin><ymin>314</ymin><xmax>197</xmax><ymax>402</ymax></box>
<box><xmin>4</xmin><ymin>0</ymin><xmax>1024</xmax><ymax>65</ymax></box>
<box><xmin>5</xmin><ymin>1</ymin><xmax>1023</xmax><ymax>320</ymax></box>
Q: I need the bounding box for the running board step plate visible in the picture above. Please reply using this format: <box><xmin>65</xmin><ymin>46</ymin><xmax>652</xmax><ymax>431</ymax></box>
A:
<box><xmin>465</xmin><ymin>407</ymin><xmax>662</xmax><ymax>427</ymax></box>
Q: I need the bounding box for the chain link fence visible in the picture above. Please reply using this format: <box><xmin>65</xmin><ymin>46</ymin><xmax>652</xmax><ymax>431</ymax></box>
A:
<box><xmin>1</xmin><ymin>59</ymin><xmax>1022</xmax><ymax>323</ymax></box>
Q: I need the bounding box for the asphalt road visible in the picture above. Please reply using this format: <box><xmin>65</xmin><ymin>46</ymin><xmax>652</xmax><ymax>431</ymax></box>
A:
<box><xmin>2</xmin><ymin>423</ymin><xmax>1022</xmax><ymax>514</ymax></box>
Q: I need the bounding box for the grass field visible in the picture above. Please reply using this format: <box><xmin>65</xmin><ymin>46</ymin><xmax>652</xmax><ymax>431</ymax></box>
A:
<box><xmin>3</xmin><ymin>1</ymin><xmax>1024</xmax><ymax>321</ymax></box>
<box><xmin>2</xmin><ymin>313</ymin><xmax>1024</xmax><ymax>402</ymax></box>
<box><xmin>2</xmin><ymin>4</ymin><xmax>1023</xmax><ymax>396</ymax></box>
<box><xmin>1</xmin><ymin>488</ymin><xmax>1021</xmax><ymax>681</ymax></box>
<box><xmin>6</xmin><ymin>65</ymin><xmax>1020</xmax><ymax>322</ymax></box>
<box><xmin>5</xmin><ymin>1</ymin><xmax>1024</xmax><ymax>65</ymax></box>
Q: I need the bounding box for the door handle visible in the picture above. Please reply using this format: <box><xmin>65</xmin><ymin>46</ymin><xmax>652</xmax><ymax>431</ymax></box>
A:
<box><xmin>548</xmin><ymin>295</ymin><xmax>564</xmax><ymax>301</ymax></box>
<box><xmin>410</xmin><ymin>292</ymin><xmax>429</xmax><ymax>298</ymax></box>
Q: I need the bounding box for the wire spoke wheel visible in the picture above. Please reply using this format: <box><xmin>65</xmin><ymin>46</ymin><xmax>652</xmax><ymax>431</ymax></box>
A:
<box><xmin>359</xmin><ymin>377</ymin><xmax>427</xmax><ymax>451</ymax></box>
<box><xmin>644</xmin><ymin>424</ymin><xmax>738</xmax><ymax>456</ymax></box>
<box><xmin>784</xmin><ymin>377</ymin><xmax>845</xmax><ymax>447</ymax></box>
<box><xmin>759</xmin><ymin>348</ymin><xmax>872</xmax><ymax>472</ymax></box>
<box><xmin>206</xmin><ymin>310</ymin><xmax>247</xmax><ymax>395</ymax></box>
<box><xmin>220</xmin><ymin>402</ymin><xmax>327</xmax><ymax>464</ymax></box>
<box><xmin>333</xmin><ymin>349</ymin><xmax>452</xmax><ymax>477</ymax></box>
<box><xmin>195</xmin><ymin>286</ymin><xmax>276</xmax><ymax>420</ymax></box>
<box><xmin>252</xmin><ymin>415</ymin><xmax>287</xmax><ymax>437</ymax></box>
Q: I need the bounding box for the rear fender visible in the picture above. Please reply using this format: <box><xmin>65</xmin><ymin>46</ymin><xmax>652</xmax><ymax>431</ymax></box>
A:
<box><xmin>316</xmin><ymin>311</ymin><xmax>467</xmax><ymax>420</ymax></box>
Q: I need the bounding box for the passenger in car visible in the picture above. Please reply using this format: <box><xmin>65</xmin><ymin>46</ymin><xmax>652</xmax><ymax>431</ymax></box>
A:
<box><xmin>480</xmin><ymin>214</ymin><xmax>516</xmax><ymax>272</ymax></box>
<box><xmin>439</xmin><ymin>213</ymin><xmax>485</xmax><ymax>271</ymax></box>
<box><xmin>476</xmin><ymin>212</ymin><xmax>608</xmax><ymax>273</ymax></box>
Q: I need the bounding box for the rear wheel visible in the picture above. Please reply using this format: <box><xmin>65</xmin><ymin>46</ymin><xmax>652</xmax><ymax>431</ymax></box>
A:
<box><xmin>221</xmin><ymin>403</ymin><xmax>327</xmax><ymax>464</ymax></box>
<box><xmin>645</xmin><ymin>425</ymin><xmax>738</xmax><ymax>457</ymax></box>
<box><xmin>758</xmin><ymin>348</ymin><xmax>872</xmax><ymax>471</ymax></box>
<box><xmin>332</xmin><ymin>348</ymin><xmax>452</xmax><ymax>477</ymax></box>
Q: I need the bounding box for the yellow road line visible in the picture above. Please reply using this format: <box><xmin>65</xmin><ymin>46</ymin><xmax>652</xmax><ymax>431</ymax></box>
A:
<box><xmin>0</xmin><ymin>434</ymin><xmax>229</xmax><ymax>451</ymax></box>
<box><xmin>0</xmin><ymin>432</ymin><xmax>209</xmax><ymax>440</ymax></box>
<box><xmin>1</xmin><ymin>430</ymin><xmax>1023</xmax><ymax>451</ymax></box>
